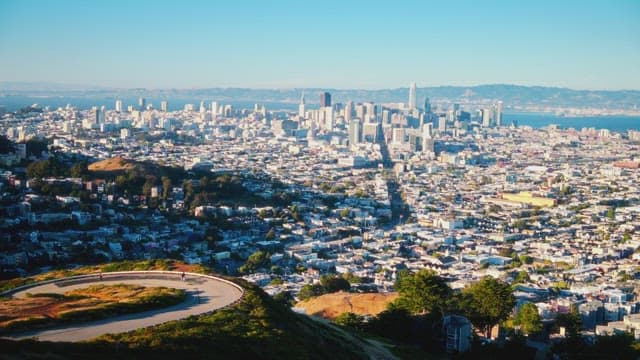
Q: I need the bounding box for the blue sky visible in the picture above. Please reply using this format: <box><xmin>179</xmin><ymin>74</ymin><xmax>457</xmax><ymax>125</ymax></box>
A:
<box><xmin>0</xmin><ymin>0</ymin><xmax>638</xmax><ymax>90</ymax></box>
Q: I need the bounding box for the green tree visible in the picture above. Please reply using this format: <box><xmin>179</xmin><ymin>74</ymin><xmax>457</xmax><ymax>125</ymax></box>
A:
<box><xmin>238</xmin><ymin>250</ymin><xmax>270</xmax><ymax>274</ymax></box>
<box><xmin>607</xmin><ymin>207</ymin><xmax>616</xmax><ymax>220</ymax></box>
<box><xmin>335</xmin><ymin>312</ymin><xmax>364</xmax><ymax>329</ymax></box>
<box><xmin>520</xmin><ymin>255</ymin><xmax>534</xmax><ymax>265</ymax></box>
<box><xmin>342</xmin><ymin>272</ymin><xmax>362</xmax><ymax>284</ymax></box>
<box><xmin>24</xmin><ymin>138</ymin><xmax>49</xmax><ymax>157</ymax></box>
<box><xmin>273</xmin><ymin>290</ymin><xmax>295</xmax><ymax>306</ymax></box>
<box><xmin>392</xmin><ymin>269</ymin><xmax>452</xmax><ymax>317</ymax></box>
<box><xmin>265</xmin><ymin>228</ymin><xmax>276</xmax><ymax>240</ymax></box>
<box><xmin>161</xmin><ymin>176</ymin><xmax>172</xmax><ymax>200</ymax></box>
<box><xmin>298</xmin><ymin>284</ymin><xmax>325</xmax><ymax>300</ymax></box>
<box><xmin>555</xmin><ymin>305</ymin><xmax>582</xmax><ymax>339</ymax></box>
<box><xmin>513</xmin><ymin>270</ymin><xmax>531</xmax><ymax>284</ymax></box>
<box><xmin>0</xmin><ymin>135</ymin><xmax>14</xmax><ymax>154</ymax></box>
<box><xmin>26</xmin><ymin>158</ymin><xmax>66</xmax><ymax>179</ymax></box>
<box><xmin>462</xmin><ymin>276</ymin><xmax>516</xmax><ymax>337</ymax></box>
<box><xmin>70</xmin><ymin>161</ymin><xmax>89</xmax><ymax>178</ymax></box>
<box><xmin>366</xmin><ymin>308</ymin><xmax>414</xmax><ymax>342</ymax></box>
<box><xmin>142</xmin><ymin>176</ymin><xmax>157</xmax><ymax>197</ymax></box>
<box><xmin>270</xmin><ymin>265</ymin><xmax>283</xmax><ymax>275</ymax></box>
<box><xmin>320</xmin><ymin>274</ymin><xmax>351</xmax><ymax>293</ymax></box>
<box><xmin>514</xmin><ymin>303</ymin><xmax>542</xmax><ymax>335</ymax></box>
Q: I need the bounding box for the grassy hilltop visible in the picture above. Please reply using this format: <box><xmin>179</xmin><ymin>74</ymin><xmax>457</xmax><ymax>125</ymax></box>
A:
<box><xmin>0</xmin><ymin>261</ymin><xmax>386</xmax><ymax>360</ymax></box>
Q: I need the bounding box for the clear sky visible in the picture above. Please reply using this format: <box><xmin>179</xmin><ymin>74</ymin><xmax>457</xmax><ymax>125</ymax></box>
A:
<box><xmin>0</xmin><ymin>0</ymin><xmax>638</xmax><ymax>90</ymax></box>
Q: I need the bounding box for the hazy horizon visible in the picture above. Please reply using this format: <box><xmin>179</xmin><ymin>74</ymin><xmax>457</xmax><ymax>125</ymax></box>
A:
<box><xmin>1</xmin><ymin>80</ymin><xmax>640</xmax><ymax>93</ymax></box>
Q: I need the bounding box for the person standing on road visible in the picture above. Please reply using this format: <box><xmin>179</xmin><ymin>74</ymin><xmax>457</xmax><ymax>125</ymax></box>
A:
<box><xmin>181</xmin><ymin>272</ymin><xmax>185</xmax><ymax>281</ymax></box>
<box><xmin>99</xmin><ymin>272</ymin><xmax>103</xmax><ymax>281</ymax></box>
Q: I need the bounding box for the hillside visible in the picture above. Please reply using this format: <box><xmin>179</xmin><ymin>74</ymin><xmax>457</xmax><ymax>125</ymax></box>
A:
<box><xmin>296</xmin><ymin>292</ymin><xmax>399</xmax><ymax>320</ymax></box>
<box><xmin>87</xmin><ymin>157</ymin><xmax>141</xmax><ymax>172</ymax></box>
<box><xmin>0</xmin><ymin>262</ymin><xmax>390</xmax><ymax>360</ymax></box>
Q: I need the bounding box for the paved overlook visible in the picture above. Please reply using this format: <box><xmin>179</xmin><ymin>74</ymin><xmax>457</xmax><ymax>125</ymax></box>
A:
<box><xmin>3</xmin><ymin>271</ymin><xmax>243</xmax><ymax>342</ymax></box>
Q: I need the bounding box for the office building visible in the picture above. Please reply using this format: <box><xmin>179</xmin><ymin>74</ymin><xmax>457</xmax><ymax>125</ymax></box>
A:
<box><xmin>355</xmin><ymin>104</ymin><xmax>365</xmax><ymax>120</ymax></box>
<box><xmin>325</xmin><ymin>106</ymin><xmax>334</xmax><ymax>130</ymax></box>
<box><xmin>495</xmin><ymin>101</ymin><xmax>503</xmax><ymax>127</ymax></box>
<box><xmin>344</xmin><ymin>101</ymin><xmax>353</xmax><ymax>122</ymax></box>
<box><xmin>348</xmin><ymin>118</ymin><xmax>361</xmax><ymax>146</ymax></box>
<box><xmin>299</xmin><ymin>92</ymin><xmax>306</xmax><ymax>118</ymax></box>
<box><xmin>408</xmin><ymin>82</ymin><xmax>417</xmax><ymax>110</ymax></box>
<box><xmin>422</xmin><ymin>123</ymin><xmax>434</xmax><ymax>153</ymax></box>
<box><xmin>160</xmin><ymin>101</ymin><xmax>168</xmax><ymax>112</ymax></box>
<box><xmin>424</xmin><ymin>97</ymin><xmax>431</xmax><ymax>114</ymax></box>
<box><xmin>438</xmin><ymin>115</ymin><xmax>447</xmax><ymax>133</ymax></box>
<box><xmin>392</xmin><ymin>128</ymin><xmax>405</xmax><ymax>144</ymax></box>
<box><xmin>211</xmin><ymin>101</ymin><xmax>218</xmax><ymax>118</ymax></box>
<box><xmin>382</xmin><ymin>109</ymin><xmax>391</xmax><ymax>125</ymax></box>
<box><xmin>115</xmin><ymin>99</ymin><xmax>123</xmax><ymax>112</ymax></box>
<box><xmin>320</xmin><ymin>92</ymin><xmax>331</xmax><ymax>108</ymax></box>
<box><xmin>138</xmin><ymin>97</ymin><xmax>146</xmax><ymax>110</ymax></box>
<box><xmin>362</xmin><ymin>122</ymin><xmax>379</xmax><ymax>142</ymax></box>
<box><xmin>482</xmin><ymin>108</ymin><xmax>492</xmax><ymax>127</ymax></box>
<box><xmin>93</xmin><ymin>106</ymin><xmax>100</xmax><ymax>124</ymax></box>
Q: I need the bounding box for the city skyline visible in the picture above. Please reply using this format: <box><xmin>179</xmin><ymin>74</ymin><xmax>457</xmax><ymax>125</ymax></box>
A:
<box><xmin>0</xmin><ymin>0</ymin><xmax>639</xmax><ymax>90</ymax></box>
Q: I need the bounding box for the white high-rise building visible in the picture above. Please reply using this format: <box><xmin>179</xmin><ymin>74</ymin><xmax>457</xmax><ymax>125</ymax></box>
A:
<box><xmin>211</xmin><ymin>101</ymin><xmax>219</xmax><ymax>120</ymax></box>
<box><xmin>408</xmin><ymin>82</ymin><xmax>417</xmax><ymax>110</ymax></box>
<box><xmin>438</xmin><ymin>115</ymin><xmax>447</xmax><ymax>133</ymax></box>
<box><xmin>325</xmin><ymin>107</ymin><xmax>334</xmax><ymax>131</ymax></box>
<box><xmin>392</xmin><ymin>128</ymin><xmax>405</xmax><ymax>144</ymax></box>
<box><xmin>348</xmin><ymin>118</ymin><xmax>361</xmax><ymax>146</ymax></box>
<box><xmin>115</xmin><ymin>99</ymin><xmax>123</xmax><ymax>112</ymax></box>
<box><xmin>495</xmin><ymin>101</ymin><xmax>503</xmax><ymax>127</ymax></box>
<box><xmin>482</xmin><ymin>108</ymin><xmax>492</xmax><ymax>127</ymax></box>
<box><xmin>344</xmin><ymin>100</ymin><xmax>353</xmax><ymax>122</ymax></box>
<box><xmin>160</xmin><ymin>101</ymin><xmax>168</xmax><ymax>112</ymax></box>
<box><xmin>422</xmin><ymin>122</ymin><xmax>433</xmax><ymax>138</ymax></box>
<box><xmin>422</xmin><ymin>122</ymin><xmax>434</xmax><ymax>153</ymax></box>
<box><xmin>298</xmin><ymin>92</ymin><xmax>306</xmax><ymax>118</ymax></box>
<box><xmin>92</xmin><ymin>106</ymin><xmax>100</xmax><ymax>124</ymax></box>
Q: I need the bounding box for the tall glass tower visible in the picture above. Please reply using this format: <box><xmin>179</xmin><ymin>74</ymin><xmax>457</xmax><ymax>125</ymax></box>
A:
<box><xmin>408</xmin><ymin>82</ymin><xmax>417</xmax><ymax>110</ymax></box>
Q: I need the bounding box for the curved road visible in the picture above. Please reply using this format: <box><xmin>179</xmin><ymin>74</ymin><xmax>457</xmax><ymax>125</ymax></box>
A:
<box><xmin>3</xmin><ymin>271</ymin><xmax>243</xmax><ymax>342</ymax></box>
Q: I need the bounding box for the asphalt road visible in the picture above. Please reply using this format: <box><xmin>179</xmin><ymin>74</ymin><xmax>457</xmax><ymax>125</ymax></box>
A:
<box><xmin>4</xmin><ymin>272</ymin><xmax>243</xmax><ymax>342</ymax></box>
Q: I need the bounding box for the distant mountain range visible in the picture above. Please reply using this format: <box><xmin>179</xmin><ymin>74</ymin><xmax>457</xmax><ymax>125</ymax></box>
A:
<box><xmin>1</xmin><ymin>82</ymin><xmax>639</xmax><ymax>111</ymax></box>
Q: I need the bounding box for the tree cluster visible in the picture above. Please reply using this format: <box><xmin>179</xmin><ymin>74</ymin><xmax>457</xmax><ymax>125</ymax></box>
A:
<box><xmin>297</xmin><ymin>274</ymin><xmax>353</xmax><ymax>300</ymax></box>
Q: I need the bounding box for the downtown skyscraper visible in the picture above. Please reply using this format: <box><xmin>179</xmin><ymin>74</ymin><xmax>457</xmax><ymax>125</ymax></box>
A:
<box><xmin>408</xmin><ymin>82</ymin><xmax>417</xmax><ymax>110</ymax></box>
<box><xmin>320</xmin><ymin>92</ymin><xmax>331</xmax><ymax>108</ymax></box>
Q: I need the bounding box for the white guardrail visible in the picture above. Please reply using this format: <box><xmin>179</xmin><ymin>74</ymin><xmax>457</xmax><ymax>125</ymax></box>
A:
<box><xmin>0</xmin><ymin>270</ymin><xmax>245</xmax><ymax>299</ymax></box>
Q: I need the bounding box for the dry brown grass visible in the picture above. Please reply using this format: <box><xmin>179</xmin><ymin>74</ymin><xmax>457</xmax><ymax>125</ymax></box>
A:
<box><xmin>0</xmin><ymin>284</ymin><xmax>183</xmax><ymax>332</ymax></box>
<box><xmin>296</xmin><ymin>292</ymin><xmax>399</xmax><ymax>320</ymax></box>
<box><xmin>87</xmin><ymin>157</ymin><xmax>137</xmax><ymax>172</ymax></box>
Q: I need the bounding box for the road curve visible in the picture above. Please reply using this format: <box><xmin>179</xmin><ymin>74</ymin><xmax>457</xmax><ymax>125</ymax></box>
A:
<box><xmin>2</xmin><ymin>271</ymin><xmax>243</xmax><ymax>342</ymax></box>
